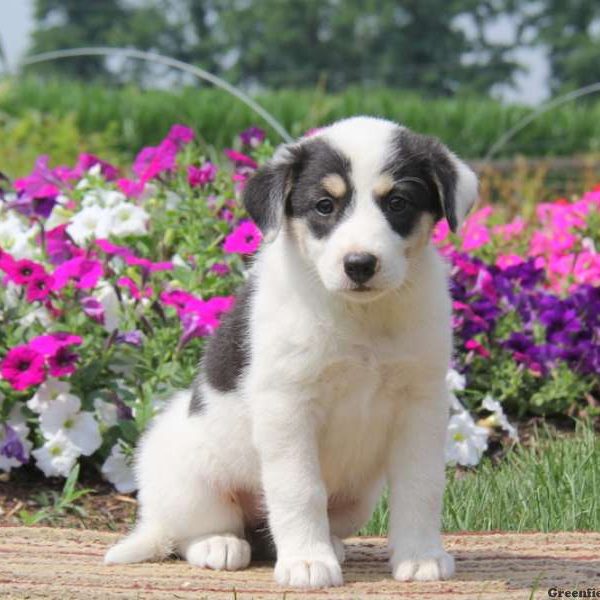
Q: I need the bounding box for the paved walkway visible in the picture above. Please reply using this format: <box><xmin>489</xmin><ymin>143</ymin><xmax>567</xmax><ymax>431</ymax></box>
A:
<box><xmin>1</xmin><ymin>527</ymin><xmax>599</xmax><ymax>599</ymax></box>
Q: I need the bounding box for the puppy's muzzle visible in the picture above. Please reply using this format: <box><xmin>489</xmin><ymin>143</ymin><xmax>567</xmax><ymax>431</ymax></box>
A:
<box><xmin>343</xmin><ymin>252</ymin><xmax>378</xmax><ymax>285</ymax></box>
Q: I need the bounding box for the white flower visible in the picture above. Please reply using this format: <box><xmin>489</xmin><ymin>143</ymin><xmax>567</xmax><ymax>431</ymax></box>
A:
<box><xmin>32</xmin><ymin>431</ymin><xmax>80</xmax><ymax>477</ymax></box>
<box><xmin>171</xmin><ymin>254</ymin><xmax>190</xmax><ymax>269</ymax></box>
<box><xmin>94</xmin><ymin>398</ymin><xmax>118</xmax><ymax>428</ymax></box>
<box><xmin>39</xmin><ymin>393</ymin><xmax>102</xmax><ymax>456</ymax></box>
<box><xmin>102</xmin><ymin>190</ymin><xmax>126</xmax><ymax>208</ymax></box>
<box><xmin>88</xmin><ymin>163</ymin><xmax>102</xmax><ymax>177</ymax></box>
<box><xmin>27</xmin><ymin>379</ymin><xmax>72</xmax><ymax>413</ymax></box>
<box><xmin>0</xmin><ymin>212</ymin><xmax>37</xmax><ymax>259</ymax></box>
<box><xmin>481</xmin><ymin>395</ymin><xmax>518</xmax><ymax>440</ymax></box>
<box><xmin>67</xmin><ymin>205</ymin><xmax>112</xmax><ymax>244</ymax></box>
<box><xmin>446</xmin><ymin>368</ymin><xmax>466</xmax><ymax>392</ymax></box>
<box><xmin>448</xmin><ymin>393</ymin><xmax>464</xmax><ymax>412</ymax></box>
<box><xmin>102</xmin><ymin>443</ymin><xmax>137</xmax><ymax>493</ymax></box>
<box><xmin>0</xmin><ymin>406</ymin><xmax>33</xmax><ymax>473</ymax></box>
<box><xmin>96</xmin><ymin>281</ymin><xmax>120</xmax><ymax>332</ymax></box>
<box><xmin>445</xmin><ymin>411</ymin><xmax>489</xmax><ymax>467</ymax></box>
<box><xmin>107</xmin><ymin>203</ymin><xmax>149</xmax><ymax>237</ymax></box>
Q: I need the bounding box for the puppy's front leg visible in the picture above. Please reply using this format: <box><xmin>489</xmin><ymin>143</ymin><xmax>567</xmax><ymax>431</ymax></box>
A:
<box><xmin>252</xmin><ymin>393</ymin><xmax>342</xmax><ymax>588</ymax></box>
<box><xmin>388</xmin><ymin>378</ymin><xmax>454</xmax><ymax>582</ymax></box>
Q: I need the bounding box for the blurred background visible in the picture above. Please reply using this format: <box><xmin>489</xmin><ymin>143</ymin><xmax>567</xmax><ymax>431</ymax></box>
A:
<box><xmin>1</xmin><ymin>0</ymin><xmax>599</xmax><ymax>202</ymax></box>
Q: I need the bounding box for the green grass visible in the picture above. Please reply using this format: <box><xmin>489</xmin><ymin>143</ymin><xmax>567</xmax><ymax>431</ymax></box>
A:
<box><xmin>363</xmin><ymin>422</ymin><xmax>599</xmax><ymax>535</ymax></box>
<box><xmin>2</xmin><ymin>78</ymin><xmax>600</xmax><ymax>165</ymax></box>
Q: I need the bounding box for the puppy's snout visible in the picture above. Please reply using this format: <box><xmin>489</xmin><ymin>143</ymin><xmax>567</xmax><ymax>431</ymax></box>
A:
<box><xmin>343</xmin><ymin>252</ymin><xmax>378</xmax><ymax>285</ymax></box>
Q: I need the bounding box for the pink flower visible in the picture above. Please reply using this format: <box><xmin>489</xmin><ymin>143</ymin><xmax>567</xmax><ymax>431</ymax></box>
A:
<box><xmin>465</xmin><ymin>339</ymin><xmax>491</xmax><ymax>358</ymax></box>
<box><xmin>117</xmin><ymin>178</ymin><xmax>146</xmax><ymax>198</ymax></box>
<box><xmin>224</xmin><ymin>149</ymin><xmax>258</xmax><ymax>169</ymax></box>
<box><xmin>117</xmin><ymin>276</ymin><xmax>153</xmax><ymax>300</ymax></box>
<box><xmin>432</xmin><ymin>220</ymin><xmax>450</xmax><ymax>245</ymax></box>
<box><xmin>492</xmin><ymin>217</ymin><xmax>525</xmax><ymax>241</ymax></box>
<box><xmin>496</xmin><ymin>254</ymin><xmax>525</xmax><ymax>270</ymax></box>
<box><xmin>187</xmin><ymin>162</ymin><xmax>218</xmax><ymax>187</ymax></box>
<box><xmin>467</xmin><ymin>205</ymin><xmax>493</xmax><ymax>225</ymax></box>
<box><xmin>52</xmin><ymin>257</ymin><xmax>104</xmax><ymax>290</ymax></box>
<box><xmin>160</xmin><ymin>289</ymin><xmax>201</xmax><ymax>314</ymax></box>
<box><xmin>0</xmin><ymin>345</ymin><xmax>46</xmax><ymax>390</ymax></box>
<box><xmin>29</xmin><ymin>332</ymin><xmax>83</xmax><ymax>356</ymax></box>
<box><xmin>179</xmin><ymin>295</ymin><xmax>235</xmax><ymax>346</ymax></box>
<box><xmin>26</xmin><ymin>273</ymin><xmax>54</xmax><ymax>302</ymax></box>
<box><xmin>3</xmin><ymin>259</ymin><xmax>46</xmax><ymax>285</ymax></box>
<box><xmin>210</xmin><ymin>262</ymin><xmax>230</xmax><ymax>276</ymax></box>
<box><xmin>223</xmin><ymin>221</ymin><xmax>262</xmax><ymax>255</ymax></box>
<box><xmin>0</xmin><ymin>247</ymin><xmax>15</xmax><ymax>271</ymax></box>
<box><xmin>133</xmin><ymin>139</ymin><xmax>178</xmax><ymax>181</ymax></box>
<box><xmin>462</xmin><ymin>224</ymin><xmax>490</xmax><ymax>251</ymax></box>
<box><xmin>124</xmin><ymin>255</ymin><xmax>174</xmax><ymax>273</ymax></box>
<box><xmin>47</xmin><ymin>346</ymin><xmax>79</xmax><ymax>377</ymax></box>
<box><xmin>74</xmin><ymin>153</ymin><xmax>119</xmax><ymax>181</ymax></box>
<box><xmin>95</xmin><ymin>239</ymin><xmax>134</xmax><ymax>258</ymax></box>
<box><xmin>167</xmin><ymin>124</ymin><xmax>195</xmax><ymax>145</ymax></box>
<box><xmin>13</xmin><ymin>156</ymin><xmax>65</xmax><ymax>200</ymax></box>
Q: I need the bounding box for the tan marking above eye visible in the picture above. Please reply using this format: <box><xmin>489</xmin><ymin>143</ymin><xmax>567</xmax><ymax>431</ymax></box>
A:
<box><xmin>321</xmin><ymin>173</ymin><xmax>346</xmax><ymax>198</ymax></box>
<box><xmin>372</xmin><ymin>173</ymin><xmax>395</xmax><ymax>197</ymax></box>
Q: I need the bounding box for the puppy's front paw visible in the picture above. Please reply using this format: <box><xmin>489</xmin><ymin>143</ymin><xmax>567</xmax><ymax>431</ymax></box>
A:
<box><xmin>186</xmin><ymin>535</ymin><xmax>251</xmax><ymax>571</ymax></box>
<box><xmin>391</xmin><ymin>550</ymin><xmax>454</xmax><ymax>582</ymax></box>
<box><xmin>275</xmin><ymin>554</ymin><xmax>343</xmax><ymax>588</ymax></box>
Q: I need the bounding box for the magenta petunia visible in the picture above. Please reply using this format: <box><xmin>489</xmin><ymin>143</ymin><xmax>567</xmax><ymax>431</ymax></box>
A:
<box><xmin>52</xmin><ymin>257</ymin><xmax>104</xmax><ymax>290</ymax></box>
<box><xmin>187</xmin><ymin>162</ymin><xmax>217</xmax><ymax>187</ymax></box>
<box><xmin>3</xmin><ymin>259</ymin><xmax>47</xmax><ymax>285</ymax></box>
<box><xmin>46</xmin><ymin>225</ymin><xmax>84</xmax><ymax>265</ymax></box>
<box><xmin>29</xmin><ymin>332</ymin><xmax>83</xmax><ymax>356</ymax></box>
<box><xmin>160</xmin><ymin>289</ymin><xmax>201</xmax><ymax>314</ymax></box>
<box><xmin>0</xmin><ymin>247</ymin><xmax>16</xmax><ymax>271</ymax></box>
<box><xmin>25</xmin><ymin>273</ymin><xmax>54</xmax><ymax>302</ymax></box>
<box><xmin>74</xmin><ymin>153</ymin><xmax>119</xmax><ymax>181</ymax></box>
<box><xmin>239</xmin><ymin>126</ymin><xmax>266</xmax><ymax>148</ymax></box>
<box><xmin>117</xmin><ymin>276</ymin><xmax>153</xmax><ymax>300</ymax></box>
<box><xmin>224</xmin><ymin>149</ymin><xmax>258</xmax><ymax>169</ymax></box>
<box><xmin>210</xmin><ymin>262</ymin><xmax>230</xmax><ymax>276</ymax></box>
<box><xmin>124</xmin><ymin>255</ymin><xmax>174</xmax><ymax>273</ymax></box>
<box><xmin>223</xmin><ymin>221</ymin><xmax>262</xmax><ymax>255</ymax></box>
<box><xmin>95</xmin><ymin>239</ymin><xmax>134</xmax><ymax>258</ymax></box>
<box><xmin>0</xmin><ymin>345</ymin><xmax>46</xmax><ymax>391</ymax></box>
<box><xmin>167</xmin><ymin>124</ymin><xmax>195</xmax><ymax>145</ymax></box>
<box><xmin>47</xmin><ymin>345</ymin><xmax>79</xmax><ymax>377</ymax></box>
<box><xmin>117</xmin><ymin>177</ymin><xmax>146</xmax><ymax>198</ymax></box>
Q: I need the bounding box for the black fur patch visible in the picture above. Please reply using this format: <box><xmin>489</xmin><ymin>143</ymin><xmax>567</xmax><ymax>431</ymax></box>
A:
<box><xmin>285</xmin><ymin>139</ymin><xmax>353</xmax><ymax>239</ymax></box>
<box><xmin>245</xmin><ymin>522</ymin><xmax>277</xmax><ymax>561</ymax></box>
<box><xmin>383</xmin><ymin>129</ymin><xmax>458</xmax><ymax>233</ymax></box>
<box><xmin>201</xmin><ymin>281</ymin><xmax>254</xmax><ymax>395</ymax></box>
<box><xmin>189</xmin><ymin>384</ymin><xmax>204</xmax><ymax>415</ymax></box>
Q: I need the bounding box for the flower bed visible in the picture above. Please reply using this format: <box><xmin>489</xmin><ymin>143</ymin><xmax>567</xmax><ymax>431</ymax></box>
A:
<box><xmin>1</xmin><ymin>125</ymin><xmax>598</xmax><ymax>491</ymax></box>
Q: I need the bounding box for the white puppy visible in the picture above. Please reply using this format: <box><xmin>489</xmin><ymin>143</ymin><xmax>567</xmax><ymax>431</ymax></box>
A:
<box><xmin>105</xmin><ymin>116</ymin><xmax>478</xmax><ymax>588</ymax></box>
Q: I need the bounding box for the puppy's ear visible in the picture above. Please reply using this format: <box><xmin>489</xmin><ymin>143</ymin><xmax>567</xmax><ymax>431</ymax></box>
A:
<box><xmin>243</xmin><ymin>144</ymin><xmax>300</xmax><ymax>243</ymax></box>
<box><xmin>431</xmin><ymin>150</ymin><xmax>479</xmax><ymax>233</ymax></box>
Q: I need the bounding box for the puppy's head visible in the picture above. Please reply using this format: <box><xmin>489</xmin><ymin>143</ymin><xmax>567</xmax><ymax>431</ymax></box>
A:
<box><xmin>244</xmin><ymin>116</ymin><xmax>477</xmax><ymax>302</ymax></box>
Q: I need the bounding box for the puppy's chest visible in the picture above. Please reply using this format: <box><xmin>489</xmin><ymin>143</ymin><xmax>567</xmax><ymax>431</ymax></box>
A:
<box><xmin>313</xmin><ymin>345</ymin><xmax>407</xmax><ymax>492</ymax></box>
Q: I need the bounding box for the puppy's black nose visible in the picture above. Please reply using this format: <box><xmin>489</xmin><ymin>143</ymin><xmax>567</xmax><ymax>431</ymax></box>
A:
<box><xmin>343</xmin><ymin>252</ymin><xmax>378</xmax><ymax>285</ymax></box>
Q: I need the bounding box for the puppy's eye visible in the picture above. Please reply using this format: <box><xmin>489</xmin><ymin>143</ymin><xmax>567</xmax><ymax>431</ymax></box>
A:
<box><xmin>388</xmin><ymin>195</ymin><xmax>410</xmax><ymax>213</ymax></box>
<box><xmin>315</xmin><ymin>197</ymin><xmax>335</xmax><ymax>215</ymax></box>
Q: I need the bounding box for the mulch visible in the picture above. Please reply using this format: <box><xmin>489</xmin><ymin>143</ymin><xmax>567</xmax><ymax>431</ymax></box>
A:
<box><xmin>1</xmin><ymin>527</ymin><xmax>599</xmax><ymax>599</ymax></box>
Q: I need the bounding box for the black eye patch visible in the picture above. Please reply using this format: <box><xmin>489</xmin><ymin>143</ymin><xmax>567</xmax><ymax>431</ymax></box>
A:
<box><xmin>377</xmin><ymin>178</ymin><xmax>439</xmax><ymax>238</ymax></box>
<box><xmin>285</xmin><ymin>140</ymin><xmax>354</xmax><ymax>239</ymax></box>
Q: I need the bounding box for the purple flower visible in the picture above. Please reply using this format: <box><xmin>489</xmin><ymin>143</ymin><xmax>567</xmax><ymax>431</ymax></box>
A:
<box><xmin>188</xmin><ymin>162</ymin><xmax>217</xmax><ymax>187</ymax></box>
<box><xmin>81</xmin><ymin>296</ymin><xmax>105</xmax><ymax>324</ymax></box>
<box><xmin>74</xmin><ymin>153</ymin><xmax>119</xmax><ymax>181</ymax></box>
<box><xmin>115</xmin><ymin>330</ymin><xmax>143</xmax><ymax>347</ymax></box>
<box><xmin>240</xmin><ymin>126</ymin><xmax>266</xmax><ymax>147</ymax></box>
<box><xmin>1</xmin><ymin>425</ymin><xmax>27</xmax><ymax>464</ymax></box>
<box><xmin>210</xmin><ymin>262</ymin><xmax>230</xmax><ymax>276</ymax></box>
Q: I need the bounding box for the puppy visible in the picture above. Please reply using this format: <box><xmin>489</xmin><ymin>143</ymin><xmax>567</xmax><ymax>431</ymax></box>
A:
<box><xmin>105</xmin><ymin>116</ymin><xmax>477</xmax><ymax>588</ymax></box>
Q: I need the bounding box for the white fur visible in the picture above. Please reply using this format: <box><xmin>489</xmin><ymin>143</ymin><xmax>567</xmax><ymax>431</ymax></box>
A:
<box><xmin>105</xmin><ymin>116</ymin><xmax>476</xmax><ymax>588</ymax></box>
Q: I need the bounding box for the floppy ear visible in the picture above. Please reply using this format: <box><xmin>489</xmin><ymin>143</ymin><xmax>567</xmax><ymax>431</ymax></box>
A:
<box><xmin>243</xmin><ymin>144</ymin><xmax>299</xmax><ymax>243</ymax></box>
<box><xmin>431</xmin><ymin>150</ymin><xmax>479</xmax><ymax>233</ymax></box>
